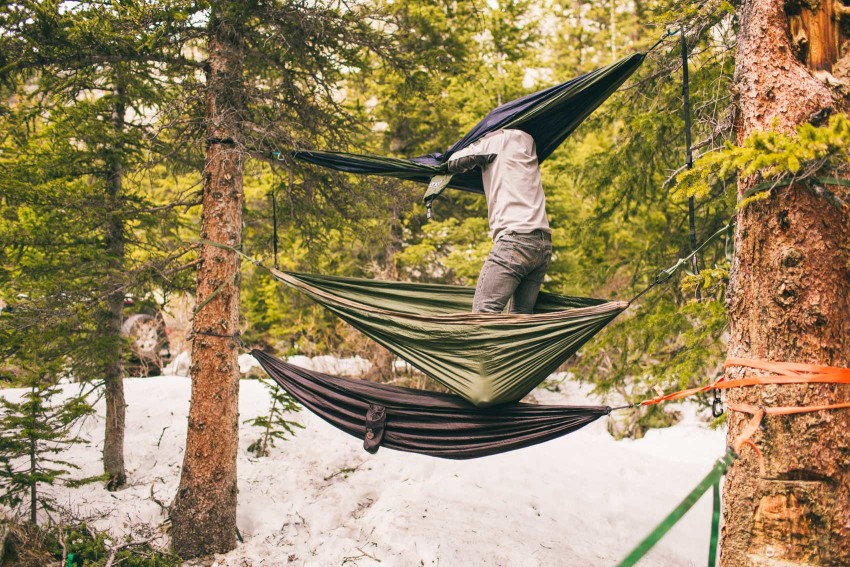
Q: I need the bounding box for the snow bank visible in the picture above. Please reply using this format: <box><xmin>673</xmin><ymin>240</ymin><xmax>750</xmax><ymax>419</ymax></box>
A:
<box><xmin>162</xmin><ymin>351</ymin><xmax>372</xmax><ymax>378</ymax></box>
<box><xmin>275</xmin><ymin>354</ymin><xmax>372</xmax><ymax>376</ymax></box>
<box><xmin>17</xmin><ymin>375</ymin><xmax>725</xmax><ymax>566</ymax></box>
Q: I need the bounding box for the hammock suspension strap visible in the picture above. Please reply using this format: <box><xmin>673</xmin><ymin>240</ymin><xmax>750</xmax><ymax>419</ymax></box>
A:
<box><xmin>681</xmin><ymin>27</ymin><xmax>701</xmax><ymax>300</ymax></box>
<box><xmin>628</xmin><ymin>222</ymin><xmax>732</xmax><ymax>304</ymax></box>
<box><xmin>619</xmin><ymin>358</ymin><xmax>850</xmax><ymax>567</ymax></box>
<box><xmin>638</xmin><ymin>357</ymin><xmax>850</xmax><ymax>473</ymax></box>
<box><xmin>617</xmin><ymin>449</ymin><xmax>736</xmax><ymax>567</ymax></box>
<box><xmin>646</xmin><ymin>27</ymin><xmax>680</xmax><ymax>54</ymax></box>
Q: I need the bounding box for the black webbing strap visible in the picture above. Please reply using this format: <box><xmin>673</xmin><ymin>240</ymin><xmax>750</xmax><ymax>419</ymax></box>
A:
<box><xmin>681</xmin><ymin>29</ymin><xmax>701</xmax><ymax>300</ymax></box>
<box><xmin>269</xmin><ymin>187</ymin><xmax>279</xmax><ymax>270</ymax></box>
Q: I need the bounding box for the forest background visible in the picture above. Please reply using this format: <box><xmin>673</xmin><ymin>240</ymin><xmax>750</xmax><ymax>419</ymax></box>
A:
<box><xmin>0</xmin><ymin>0</ymin><xmax>740</xmax><ymax>554</ymax></box>
<box><xmin>3</xmin><ymin>0</ymin><xmax>736</xmax><ymax>422</ymax></box>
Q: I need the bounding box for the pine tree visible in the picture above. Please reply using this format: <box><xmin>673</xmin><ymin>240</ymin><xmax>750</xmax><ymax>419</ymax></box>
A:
<box><xmin>715</xmin><ymin>0</ymin><xmax>850</xmax><ymax>563</ymax></box>
<box><xmin>0</xmin><ymin>345</ymin><xmax>94</xmax><ymax>525</ymax></box>
<box><xmin>169</xmin><ymin>0</ymin><xmax>412</xmax><ymax>557</ymax></box>
<box><xmin>0</xmin><ymin>0</ymin><xmax>200</xmax><ymax>490</ymax></box>
<box><xmin>245</xmin><ymin>379</ymin><xmax>303</xmax><ymax>458</ymax></box>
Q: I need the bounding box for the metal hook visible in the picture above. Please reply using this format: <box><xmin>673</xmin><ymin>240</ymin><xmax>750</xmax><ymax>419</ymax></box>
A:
<box><xmin>711</xmin><ymin>391</ymin><xmax>724</xmax><ymax>418</ymax></box>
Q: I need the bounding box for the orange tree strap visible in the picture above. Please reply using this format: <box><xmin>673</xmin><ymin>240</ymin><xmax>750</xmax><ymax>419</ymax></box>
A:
<box><xmin>725</xmin><ymin>402</ymin><xmax>766</xmax><ymax>475</ymax></box>
<box><xmin>640</xmin><ymin>357</ymin><xmax>850</xmax><ymax>407</ymax></box>
<box><xmin>725</xmin><ymin>357</ymin><xmax>850</xmax><ymax>378</ymax></box>
<box><xmin>635</xmin><ymin>357</ymin><xmax>850</xmax><ymax>473</ymax></box>
<box><xmin>725</xmin><ymin>400</ymin><xmax>850</xmax><ymax>474</ymax></box>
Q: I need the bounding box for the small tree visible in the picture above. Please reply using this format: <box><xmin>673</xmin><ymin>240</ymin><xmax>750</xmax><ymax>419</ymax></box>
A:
<box><xmin>245</xmin><ymin>379</ymin><xmax>303</xmax><ymax>458</ymax></box>
<box><xmin>0</xmin><ymin>359</ymin><xmax>93</xmax><ymax>525</ymax></box>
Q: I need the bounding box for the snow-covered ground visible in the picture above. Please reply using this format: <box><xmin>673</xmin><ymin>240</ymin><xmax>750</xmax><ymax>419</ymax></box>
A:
<box><xmin>18</xmin><ymin>370</ymin><xmax>726</xmax><ymax>566</ymax></box>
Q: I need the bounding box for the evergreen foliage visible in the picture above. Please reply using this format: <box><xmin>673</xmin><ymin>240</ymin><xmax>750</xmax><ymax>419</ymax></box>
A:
<box><xmin>0</xmin><ymin>0</ymin><xmax>755</xmax><ymax>462</ymax></box>
<box><xmin>245</xmin><ymin>378</ymin><xmax>304</xmax><ymax>458</ymax></box>
<box><xmin>0</xmin><ymin>352</ymin><xmax>94</xmax><ymax>524</ymax></box>
<box><xmin>674</xmin><ymin>113</ymin><xmax>850</xmax><ymax>208</ymax></box>
<box><xmin>0</xmin><ymin>0</ymin><xmax>201</xmax><ymax>489</ymax></box>
<box><xmin>0</xmin><ymin>519</ymin><xmax>181</xmax><ymax>566</ymax></box>
<box><xmin>0</xmin><ymin>0</ymin><xmax>198</xmax><ymax>379</ymax></box>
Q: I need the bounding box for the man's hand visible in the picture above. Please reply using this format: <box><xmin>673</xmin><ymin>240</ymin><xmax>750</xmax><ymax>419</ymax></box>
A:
<box><xmin>447</xmin><ymin>153</ymin><xmax>497</xmax><ymax>174</ymax></box>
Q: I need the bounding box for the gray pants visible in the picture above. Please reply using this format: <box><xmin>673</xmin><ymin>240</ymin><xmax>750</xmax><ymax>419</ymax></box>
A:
<box><xmin>472</xmin><ymin>231</ymin><xmax>552</xmax><ymax>314</ymax></box>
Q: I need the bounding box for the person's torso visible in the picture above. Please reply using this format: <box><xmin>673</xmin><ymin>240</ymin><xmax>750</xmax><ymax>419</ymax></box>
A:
<box><xmin>466</xmin><ymin>129</ymin><xmax>550</xmax><ymax>240</ymax></box>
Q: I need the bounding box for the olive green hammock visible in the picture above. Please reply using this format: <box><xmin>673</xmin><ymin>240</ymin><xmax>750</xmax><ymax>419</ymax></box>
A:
<box><xmin>249</xmin><ymin>226</ymin><xmax>722</xmax><ymax>408</ymax></box>
<box><xmin>270</xmin><ymin>268</ymin><xmax>628</xmax><ymax>407</ymax></box>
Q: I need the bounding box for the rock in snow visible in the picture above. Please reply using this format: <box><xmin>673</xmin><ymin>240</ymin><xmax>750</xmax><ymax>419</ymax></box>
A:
<box><xmin>161</xmin><ymin>350</ymin><xmax>191</xmax><ymax>377</ymax></box>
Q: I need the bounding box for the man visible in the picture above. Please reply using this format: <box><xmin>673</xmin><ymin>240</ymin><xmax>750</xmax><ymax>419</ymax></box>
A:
<box><xmin>447</xmin><ymin>129</ymin><xmax>552</xmax><ymax>314</ymax></box>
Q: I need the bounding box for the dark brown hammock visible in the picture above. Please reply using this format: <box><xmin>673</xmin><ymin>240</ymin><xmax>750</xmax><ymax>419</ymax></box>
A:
<box><xmin>252</xmin><ymin>349</ymin><xmax>610</xmax><ymax>459</ymax></box>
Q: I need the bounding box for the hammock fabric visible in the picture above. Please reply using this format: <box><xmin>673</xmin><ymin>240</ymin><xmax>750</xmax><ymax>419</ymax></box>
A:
<box><xmin>270</xmin><ymin>268</ymin><xmax>628</xmax><ymax>407</ymax></box>
<box><xmin>252</xmin><ymin>349</ymin><xmax>610</xmax><ymax>459</ymax></box>
<box><xmin>291</xmin><ymin>53</ymin><xmax>645</xmax><ymax>195</ymax></box>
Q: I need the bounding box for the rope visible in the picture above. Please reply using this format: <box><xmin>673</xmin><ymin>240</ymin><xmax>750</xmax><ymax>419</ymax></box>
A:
<box><xmin>206</xmin><ymin>137</ymin><xmax>236</xmax><ymax>146</ymax></box>
<box><xmin>192</xmin><ymin>330</ymin><xmax>242</xmax><ymax>340</ymax></box>
<box><xmin>197</xmin><ymin>239</ymin><xmax>262</xmax><ymax>267</ymax></box>
<box><xmin>628</xmin><ymin>222</ymin><xmax>732</xmax><ymax>304</ymax></box>
<box><xmin>646</xmin><ymin>27</ymin><xmax>680</xmax><ymax>54</ymax></box>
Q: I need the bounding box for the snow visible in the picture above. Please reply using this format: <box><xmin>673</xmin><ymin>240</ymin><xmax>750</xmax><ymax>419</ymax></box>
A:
<box><xmin>13</xmin><ymin>371</ymin><xmax>726</xmax><ymax>566</ymax></box>
<box><xmin>164</xmin><ymin>351</ymin><xmax>373</xmax><ymax>378</ymax></box>
<box><xmin>285</xmin><ymin>355</ymin><xmax>373</xmax><ymax>377</ymax></box>
<box><xmin>239</xmin><ymin>353</ymin><xmax>262</xmax><ymax>374</ymax></box>
<box><xmin>162</xmin><ymin>350</ymin><xmax>191</xmax><ymax>376</ymax></box>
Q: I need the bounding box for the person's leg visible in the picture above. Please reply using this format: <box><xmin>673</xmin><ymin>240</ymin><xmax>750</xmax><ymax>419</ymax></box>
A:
<box><xmin>472</xmin><ymin>240</ymin><xmax>523</xmax><ymax>313</ymax></box>
<box><xmin>510</xmin><ymin>249</ymin><xmax>551</xmax><ymax>313</ymax></box>
<box><xmin>509</xmin><ymin>235</ymin><xmax>552</xmax><ymax>314</ymax></box>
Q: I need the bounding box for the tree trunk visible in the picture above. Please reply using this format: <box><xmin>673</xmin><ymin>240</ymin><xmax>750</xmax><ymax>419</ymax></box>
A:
<box><xmin>29</xmin><ymin>385</ymin><xmax>36</xmax><ymax>525</ymax></box>
<box><xmin>721</xmin><ymin>1</ymin><xmax>850</xmax><ymax>565</ymax></box>
<box><xmin>169</xmin><ymin>9</ymin><xmax>244</xmax><ymax>559</ymax></box>
<box><xmin>103</xmin><ymin>81</ymin><xmax>127</xmax><ymax>491</ymax></box>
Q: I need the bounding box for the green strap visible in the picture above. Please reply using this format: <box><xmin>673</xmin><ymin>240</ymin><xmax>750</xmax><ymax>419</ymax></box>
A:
<box><xmin>191</xmin><ymin>239</ymin><xmax>259</xmax><ymax>317</ymax></box>
<box><xmin>617</xmin><ymin>450</ymin><xmax>736</xmax><ymax>567</ymax></box>
<box><xmin>708</xmin><ymin>479</ymin><xmax>721</xmax><ymax>567</ymax></box>
<box><xmin>192</xmin><ymin>278</ymin><xmax>228</xmax><ymax>316</ymax></box>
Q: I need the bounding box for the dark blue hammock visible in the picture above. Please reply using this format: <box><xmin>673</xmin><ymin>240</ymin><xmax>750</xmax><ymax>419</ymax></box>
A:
<box><xmin>291</xmin><ymin>53</ymin><xmax>645</xmax><ymax>196</ymax></box>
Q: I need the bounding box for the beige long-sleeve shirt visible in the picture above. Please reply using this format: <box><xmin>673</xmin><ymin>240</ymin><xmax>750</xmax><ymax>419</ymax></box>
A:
<box><xmin>449</xmin><ymin>129</ymin><xmax>550</xmax><ymax>241</ymax></box>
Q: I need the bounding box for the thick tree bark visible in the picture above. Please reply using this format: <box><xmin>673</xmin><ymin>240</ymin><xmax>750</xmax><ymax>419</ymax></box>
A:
<box><xmin>169</xmin><ymin>10</ymin><xmax>244</xmax><ymax>559</ymax></box>
<box><xmin>103</xmin><ymin>81</ymin><xmax>127</xmax><ymax>491</ymax></box>
<box><xmin>722</xmin><ymin>1</ymin><xmax>850</xmax><ymax>565</ymax></box>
